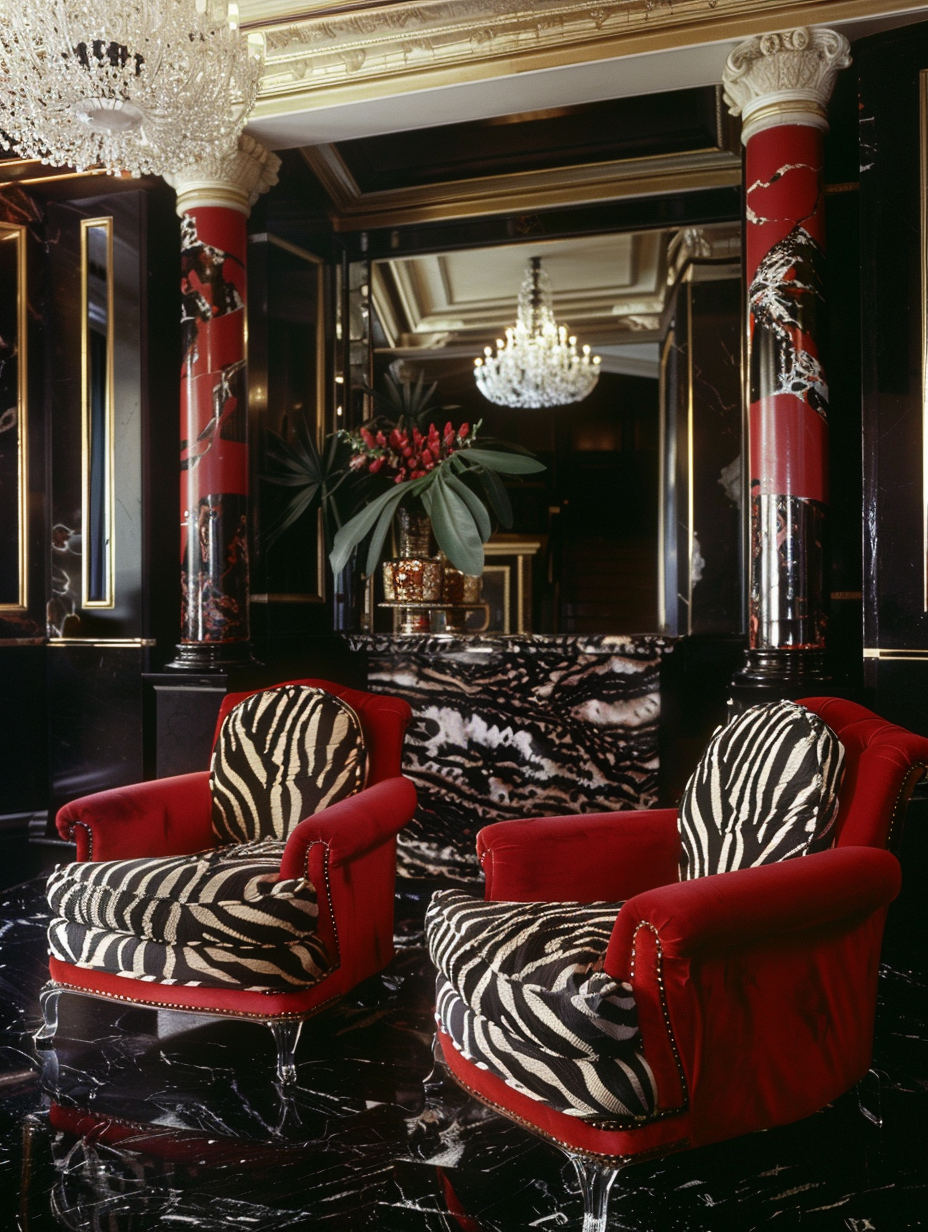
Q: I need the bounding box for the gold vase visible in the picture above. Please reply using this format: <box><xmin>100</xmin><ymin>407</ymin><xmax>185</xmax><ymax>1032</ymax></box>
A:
<box><xmin>382</xmin><ymin>504</ymin><xmax>442</xmax><ymax>633</ymax></box>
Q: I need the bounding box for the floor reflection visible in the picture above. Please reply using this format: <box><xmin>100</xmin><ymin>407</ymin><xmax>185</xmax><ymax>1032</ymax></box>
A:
<box><xmin>0</xmin><ymin>877</ymin><xmax>925</xmax><ymax>1229</ymax></box>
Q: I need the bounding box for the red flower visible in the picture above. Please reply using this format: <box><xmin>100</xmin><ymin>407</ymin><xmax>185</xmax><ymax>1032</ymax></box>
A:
<box><xmin>459</xmin><ymin>423</ymin><xmax>469</xmax><ymax>440</ymax></box>
<box><xmin>369</xmin><ymin>456</ymin><xmax>384</xmax><ymax>474</ymax></box>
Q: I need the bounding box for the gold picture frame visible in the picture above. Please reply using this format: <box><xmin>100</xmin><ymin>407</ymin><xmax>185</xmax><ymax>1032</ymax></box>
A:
<box><xmin>80</xmin><ymin>216</ymin><xmax>115</xmax><ymax>609</ymax></box>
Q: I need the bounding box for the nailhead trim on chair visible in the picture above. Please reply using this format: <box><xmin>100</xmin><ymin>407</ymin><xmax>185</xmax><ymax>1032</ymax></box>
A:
<box><xmin>67</xmin><ymin>823</ymin><xmax>92</xmax><ymax>858</ymax></box>
<box><xmin>629</xmin><ymin>921</ymin><xmax>689</xmax><ymax>1117</ymax></box>
<box><xmin>45</xmin><ymin>977</ymin><xmax>344</xmax><ymax>1022</ymax></box>
<box><xmin>304</xmin><ymin>839</ymin><xmax>341</xmax><ymax>965</ymax></box>
<box><xmin>887</xmin><ymin>762</ymin><xmax>927</xmax><ymax>853</ymax></box>
<box><xmin>441</xmin><ymin>1038</ymin><xmax>690</xmax><ymax>1165</ymax></box>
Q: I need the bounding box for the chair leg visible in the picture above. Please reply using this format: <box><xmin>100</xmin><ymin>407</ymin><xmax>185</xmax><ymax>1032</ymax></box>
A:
<box><xmin>268</xmin><ymin>1019</ymin><xmax>303</xmax><ymax>1086</ymax></box>
<box><xmin>34</xmin><ymin>984</ymin><xmax>62</xmax><ymax>1048</ymax></box>
<box><xmin>568</xmin><ymin>1153</ymin><xmax>623</xmax><ymax>1232</ymax></box>
<box><xmin>857</xmin><ymin>1066</ymin><xmax>886</xmax><ymax>1128</ymax></box>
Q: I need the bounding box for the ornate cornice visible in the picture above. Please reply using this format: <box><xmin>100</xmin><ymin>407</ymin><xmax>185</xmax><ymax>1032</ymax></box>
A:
<box><xmin>241</xmin><ymin>0</ymin><xmax>913</xmax><ymax>120</ymax></box>
<box><xmin>723</xmin><ymin>27</ymin><xmax>851</xmax><ymax>141</ymax></box>
<box><xmin>165</xmin><ymin>136</ymin><xmax>282</xmax><ymax>217</ymax></box>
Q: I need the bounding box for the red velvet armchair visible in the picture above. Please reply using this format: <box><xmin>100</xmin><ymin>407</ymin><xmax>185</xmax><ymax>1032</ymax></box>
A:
<box><xmin>37</xmin><ymin>679</ymin><xmax>416</xmax><ymax>1084</ymax></box>
<box><xmin>431</xmin><ymin>698</ymin><xmax>928</xmax><ymax>1230</ymax></box>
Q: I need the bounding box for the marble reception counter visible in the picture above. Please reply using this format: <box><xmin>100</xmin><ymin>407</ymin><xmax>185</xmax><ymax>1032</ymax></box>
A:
<box><xmin>346</xmin><ymin>633</ymin><xmax>672</xmax><ymax>882</ymax></box>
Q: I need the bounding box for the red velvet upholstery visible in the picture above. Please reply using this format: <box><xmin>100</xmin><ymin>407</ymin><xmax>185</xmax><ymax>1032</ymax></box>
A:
<box><xmin>446</xmin><ymin>698</ymin><xmax>928</xmax><ymax>1163</ymax></box>
<box><xmin>50</xmin><ymin>679</ymin><xmax>415</xmax><ymax>1023</ymax></box>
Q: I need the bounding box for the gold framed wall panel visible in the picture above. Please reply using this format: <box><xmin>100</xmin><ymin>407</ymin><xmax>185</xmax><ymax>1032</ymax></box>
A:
<box><xmin>246</xmin><ymin>0</ymin><xmax>926</xmax><ymax>118</ymax></box>
<box><xmin>0</xmin><ymin>223</ymin><xmax>27</xmax><ymax>611</ymax></box>
<box><xmin>80</xmin><ymin>217</ymin><xmax>116</xmax><ymax>609</ymax></box>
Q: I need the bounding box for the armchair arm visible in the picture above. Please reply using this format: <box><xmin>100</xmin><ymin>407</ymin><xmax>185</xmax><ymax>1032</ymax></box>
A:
<box><xmin>278</xmin><ymin>776</ymin><xmax>417</xmax><ymax>998</ymax></box>
<box><xmin>604</xmin><ymin>848</ymin><xmax>902</xmax><ymax>1146</ymax></box>
<box><xmin>279</xmin><ymin>776</ymin><xmax>417</xmax><ymax>879</ymax></box>
<box><xmin>477</xmin><ymin>809</ymin><xmax>680</xmax><ymax>903</ymax></box>
<box><xmin>55</xmin><ymin>773</ymin><xmax>213</xmax><ymax>863</ymax></box>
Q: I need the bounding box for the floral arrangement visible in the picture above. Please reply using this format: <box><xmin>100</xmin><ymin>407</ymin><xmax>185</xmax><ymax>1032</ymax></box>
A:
<box><xmin>265</xmin><ymin>366</ymin><xmax>544</xmax><ymax>580</ymax></box>
<box><xmin>349</xmin><ymin>420</ymin><xmax>471</xmax><ymax>482</ymax></box>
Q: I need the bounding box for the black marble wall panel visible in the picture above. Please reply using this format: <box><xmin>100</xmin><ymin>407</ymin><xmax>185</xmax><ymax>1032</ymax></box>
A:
<box><xmin>349</xmin><ymin>633</ymin><xmax>669</xmax><ymax>881</ymax></box>
<box><xmin>661</xmin><ymin>273</ymin><xmax>743</xmax><ymax>638</ymax></box>
<box><xmin>0</xmin><ymin>645</ymin><xmax>46</xmax><ymax>816</ymax></box>
<box><xmin>857</xmin><ymin>25</ymin><xmax>928</xmax><ymax>731</ymax></box>
<box><xmin>45</xmin><ymin>195</ymin><xmax>145</xmax><ymax>640</ymax></box>
<box><xmin>144</xmin><ymin>672</ymin><xmax>228</xmax><ymax>779</ymax></box>
<box><xmin>47</xmin><ymin>645</ymin><xmax>146</xmax><ymax>823</ymax></box>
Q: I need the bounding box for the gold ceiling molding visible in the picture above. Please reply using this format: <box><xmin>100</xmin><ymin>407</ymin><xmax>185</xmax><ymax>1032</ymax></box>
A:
<box><xmin>302</xmin><ymin>141</ymin><xmax>741</xmax><ymax>229</ymax></box>
<box><xmin>244</xmin><ymin>0</ymin><xmax>924</xmax><ymax>116</ymax></box>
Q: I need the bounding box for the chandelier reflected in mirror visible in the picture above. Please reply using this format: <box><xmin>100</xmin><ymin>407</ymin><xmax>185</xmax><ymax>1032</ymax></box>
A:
<box><xmin>0</xmin><ymin>0</ymin><xmax>262</xmax><ymax>177</ymax></box>
<box><xmin>474</xmin><ymin>257</ymin><xmax>601</xmax><ymax>408</ymax></box>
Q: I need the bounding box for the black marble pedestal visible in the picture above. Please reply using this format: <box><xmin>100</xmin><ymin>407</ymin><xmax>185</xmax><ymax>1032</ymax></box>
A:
<box><xmin>349</xmin><ymin>634</ymin><xmax>672</xmax><ymax>883</ymax></box>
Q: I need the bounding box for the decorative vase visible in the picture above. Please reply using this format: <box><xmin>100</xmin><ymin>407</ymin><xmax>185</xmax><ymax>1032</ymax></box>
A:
<box><xmin>383</xmin><ymin>503</ymin><xmax>442</xmax><ymax>633</ymax></box>
<box><xmin>395</xmin><ymin>504</ymin><xmax>434</xmax><ymax>557</ymax></box>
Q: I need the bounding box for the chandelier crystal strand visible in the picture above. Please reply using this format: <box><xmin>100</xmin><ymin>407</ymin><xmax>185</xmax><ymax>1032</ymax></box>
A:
<box><xmin>0</xmin><ymin>0</ymin><xmax>262</xmax><ymax>177</ymax></box>
<box><xmin>474</xmin><ymin>257</ymin><xmax>601</xmax><ymax>408</ymax></box>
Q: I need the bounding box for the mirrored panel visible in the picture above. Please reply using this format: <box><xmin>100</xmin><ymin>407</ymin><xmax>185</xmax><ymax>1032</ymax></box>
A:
<box><xmin>81</xmin><ymin>217</ymin><xmax>115</xmax><ymax>608</ymax></box>
<box><xmin>366</xmin><ymin>221</ymin><xmax>741</xmax><ymax>636</ymax></box>
<box><xmin>0</xmin><ymin>223</ymin><xmax>27</xmax><ymax>610</ymax></box>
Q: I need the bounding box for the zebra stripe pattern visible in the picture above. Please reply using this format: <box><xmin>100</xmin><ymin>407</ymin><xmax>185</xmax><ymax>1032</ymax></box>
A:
<box><xmin>46</xmin><ymin>840</ymin><xmax>330</xmax><ymax>990</ymax></box>
<box><xmin>210</xmin><ymin>685</ymin><xmax>367</xmax><ymax>846</ymax></box>
<box><xmin>426</xmin><ymin>891</ymin><xmax>656</xmax><ymax>1121</ymax></box>
<box><xmin>678</xmin><ymin>700</ymin><xmax>846</xmax><ymax>881</ymax></box>
<box><xmin>47</xmin><ymin>919</ymin><xmax>329</xmax><ymax>991</ymax></box>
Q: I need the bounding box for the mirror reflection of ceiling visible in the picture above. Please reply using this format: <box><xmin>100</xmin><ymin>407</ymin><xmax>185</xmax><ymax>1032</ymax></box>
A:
<box><xmin>373</xmin><ymin>222</ymin><xmax>740</xmax><ymax>378</ymax></box>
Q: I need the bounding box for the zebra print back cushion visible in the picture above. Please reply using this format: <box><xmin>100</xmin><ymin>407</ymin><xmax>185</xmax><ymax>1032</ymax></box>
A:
<box><xmin>426</xmin><ymin>890</ymin><xmax>656</xmax><ymax>1121</ymax></box>
<box><xmin>678</xmin><ymin>700</ymin><xmax>846</xmax><ymax>881</ymax></box>
<box><xmin>211</xmin><ymin>685</ymin><xmax>367</xmax><ymax>845</ymax></box>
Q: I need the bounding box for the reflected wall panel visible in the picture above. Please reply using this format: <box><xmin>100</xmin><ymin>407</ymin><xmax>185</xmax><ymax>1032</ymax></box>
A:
<box><xmin>858</xmin><ymin>25</ymin><xmax>928</xmax><ymax>729</ymax></box>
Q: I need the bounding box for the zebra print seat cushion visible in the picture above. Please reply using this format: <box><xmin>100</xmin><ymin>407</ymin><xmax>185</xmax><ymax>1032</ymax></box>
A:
<box><xmin>678</xmin><ymin>700</ymin><xmax>846</xmax><ymax>881</ymax></box>
<box><xmin>46</xmin><ymin>840</ymin><xmax>330</xmax><ymax>991</ymax></box>
<box><xmin>211</xmin><ymin>685</ymin><xmax>367</xmax><ymax>846</ymax></box>
<box><xmin>426</xmin><ymin>890</ymin><xmax>656</xmax><ymax>1121</ymax></box>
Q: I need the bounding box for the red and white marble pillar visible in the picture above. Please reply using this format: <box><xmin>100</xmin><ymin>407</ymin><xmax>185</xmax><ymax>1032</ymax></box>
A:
<box><xmin>164</xmin><ymin>136</ymin><xmax>279</xmax><ymax>670</ymax></box>
<box><xmin>723</xmin><ymin>28</ymin><xmax>850</xmax><ymax>698</ymax></box>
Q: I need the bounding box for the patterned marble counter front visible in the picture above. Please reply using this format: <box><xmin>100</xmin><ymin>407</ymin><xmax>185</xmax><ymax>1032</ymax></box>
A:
<box><xmin>347</xmin><ymin>633</ymin><xmax>672</xmax><ymax>882</ymax></box>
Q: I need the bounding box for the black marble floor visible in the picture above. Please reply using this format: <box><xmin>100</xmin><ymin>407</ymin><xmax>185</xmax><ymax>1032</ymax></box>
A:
<box><xmin>0</xmin><ymin>877</ymin><xmax>926</xmax><ymax>1230</ymax></box>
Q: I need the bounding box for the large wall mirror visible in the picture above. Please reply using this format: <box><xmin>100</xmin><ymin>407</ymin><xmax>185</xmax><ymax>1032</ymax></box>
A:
<box><xmin>359</xmin><ymin>220</ymin><xmax>742</xmax><ymax>636</ymax></box>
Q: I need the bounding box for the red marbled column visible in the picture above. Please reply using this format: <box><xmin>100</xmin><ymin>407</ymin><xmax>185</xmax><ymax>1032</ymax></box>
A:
<box><xmin>177</xmin><ymin>206</ymin><xmax>250</xmax><ymax>664</ymax></box>
<box><xmin>746</xmin><ymin>123</ymin><xmax>828</xmax><ymax>651</ymax></box>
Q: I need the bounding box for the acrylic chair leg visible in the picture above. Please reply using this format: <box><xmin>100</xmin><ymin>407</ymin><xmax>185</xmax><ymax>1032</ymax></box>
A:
<box><xmin>34</xmin><ymin>984</ymin><xmax>62</xmax><ymax>1048</ymax></box>
<box><xmin>568</xmin><ymin>1153</ymin><xmax>623</xmax><ymax>1232</ymax></box>
<box><xmin>858</xmin><ymin>1066</ymin><xmax>886</xmax><ymax>1128</ymax></box>
<box><xmin>268</xmin><ymin>1019</ymin><xmax>304</xmax><ymax>1086</ymax></box>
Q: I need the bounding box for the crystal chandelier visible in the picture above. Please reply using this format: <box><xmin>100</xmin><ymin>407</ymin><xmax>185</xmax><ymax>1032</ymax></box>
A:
<box><xmin>0</xmin><ymin>0</ymin><xmax>262</xmax><ymax>177</ymax></box>
<box><xmin>474</xmin><ymin>257</ymin><xmax>601</xmax><ymax>408</ymax></box>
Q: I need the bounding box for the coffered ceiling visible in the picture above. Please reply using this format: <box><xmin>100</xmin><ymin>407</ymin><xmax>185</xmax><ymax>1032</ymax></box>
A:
<box><xmin>372</xmin><ymin>222</ymin><xmax>740</xmax><ymax>372</ymax></box>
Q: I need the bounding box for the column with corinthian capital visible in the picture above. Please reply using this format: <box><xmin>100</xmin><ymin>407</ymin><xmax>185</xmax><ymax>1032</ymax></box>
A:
<box><xmin>723</xmin><ymin>27</ymin><xmax>850</xmax><ymax>703</ymax></box>
<box><xmin>164</xmin><ymin>136</ymin><xmax>280</xmax><ymax>670</ymax></box>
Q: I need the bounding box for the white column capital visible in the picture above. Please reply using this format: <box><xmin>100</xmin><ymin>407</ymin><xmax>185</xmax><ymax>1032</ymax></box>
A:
<box><xmin>722</xmin><ymin>27</ymin><xmax>851</xmax><ymax>144</ymax></box>
<box><xmin>165</xmin><ymin>135</ymin><xmax>281</xmax><ymax>217</ymax></box>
